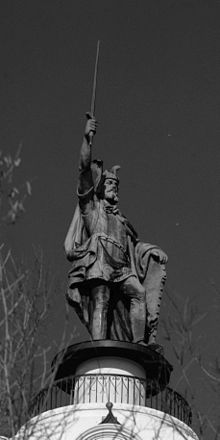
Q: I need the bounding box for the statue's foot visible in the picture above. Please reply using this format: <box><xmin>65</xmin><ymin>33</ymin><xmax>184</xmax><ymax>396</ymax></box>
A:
<box><xmin>147</xmin><ymin>343</ymin><xmax>164</xmax><ymax>355</ymax></box>
<box><xmin>133</xmin><ymin>339</ymin><xmax>148</xmax><ymax>346</ymax></box>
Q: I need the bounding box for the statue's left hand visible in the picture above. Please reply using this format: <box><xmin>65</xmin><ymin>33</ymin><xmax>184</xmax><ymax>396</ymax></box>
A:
<box><xmin>151</xmin><ymin>249</ymin><xmax>168</xmax><ymax>264</ymax></box>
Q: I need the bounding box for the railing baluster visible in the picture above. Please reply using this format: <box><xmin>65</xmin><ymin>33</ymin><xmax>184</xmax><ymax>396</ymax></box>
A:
<box><xmin>114</xmin><ymin>375</ymin><xmax>117</xmax><ymax>402</ymax></box>
<box><xmin>29</xmin><ymin>373</ymin><xmax>192</xmax><ymax>427</ymax></box>
<box><xmin>83</xmin><ymin>375</ymin><xmax>86</xmax><ymax>403</ymax></box>
<box><xmin>76</xmin><ymin>377</ymin><xmax>80</xmax><ymax>403</ymax></box>
<box><xmin>89</xmin><ymin>375</ymin><xmax>91</xmax><ymax>403</ymax></box>
<box><xmin>127</xmin><ymin>377</ymin><xmax>129</xmax><ymax>404</ymax></box>
<box><xmin>121</xmin><ymin>376</ymin><xmax>123</xmax><ymax>403</ymax></box>
<box><xmin>133</xmin><ymin>378</ymin><xmax>135</xmax><ymax>405</ymax></box>
<box><xmin>70</xmin><ymin>377</ymin><xmax>73</xmax><ymax>404</ymax></box>
<box><xmin>108</xmin><ymin>375</ymin><xmax>110</xmax><ymax>401</ymax></box>
<box><xmin>102</xmin><ymin>375</ymin><xmax>104</xmax><ymax>403</ymax></box>
<box><xmin>95</xmin><ymin>375</ymin><xmax>98</xmax><ymax>402</ymax></box>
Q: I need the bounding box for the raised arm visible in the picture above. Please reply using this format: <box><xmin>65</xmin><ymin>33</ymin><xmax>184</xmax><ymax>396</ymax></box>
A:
<box><xmin>78</xmin><ymin>115</ymin><xmax>97</xmax><ymax>195</ymax></box>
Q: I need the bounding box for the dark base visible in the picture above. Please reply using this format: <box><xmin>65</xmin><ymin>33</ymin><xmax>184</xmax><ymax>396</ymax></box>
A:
<box><xmin>52</xmin><ymin>340</ymin><xmax>173</xmax><ymax>393</ymax></box>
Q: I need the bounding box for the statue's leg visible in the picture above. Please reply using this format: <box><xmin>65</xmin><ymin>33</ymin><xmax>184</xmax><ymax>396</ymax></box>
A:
<box><xmin>120</xmin><ymin>276</ymin><xmax>146</xmax><ymax>343</ymax></box>
<box><xmin>90</xmin><ymin>282</ymin><xmax>110</xmax><ymax>340</ymax></box>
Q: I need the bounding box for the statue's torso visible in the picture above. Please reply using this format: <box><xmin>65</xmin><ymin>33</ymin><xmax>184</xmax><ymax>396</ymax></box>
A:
<box><xmin>82</xmin><ymin>199</ymin><xmax>127</xmax><ymax>251</ymax></box>
<box><xmin>76</xmin><ymin>196</ymin><xmax>132</xmax><ymax>282</ymax></box>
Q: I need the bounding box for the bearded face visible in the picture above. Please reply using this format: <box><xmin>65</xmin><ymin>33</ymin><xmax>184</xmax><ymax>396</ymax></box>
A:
<box><xmin>103</xmin><ymin>178</ymin><xmax>119</xmax><ymax>204</ymax></box>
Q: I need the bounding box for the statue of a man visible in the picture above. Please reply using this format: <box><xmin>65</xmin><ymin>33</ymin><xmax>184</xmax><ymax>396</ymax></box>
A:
<box><xmin>65</xmin><ymin>115</ymin><xmax>168</xmax><ymax>345</ymax></box>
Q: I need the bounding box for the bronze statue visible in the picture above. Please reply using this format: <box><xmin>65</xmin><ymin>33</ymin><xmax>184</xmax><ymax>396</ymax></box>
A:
<box><xmin>64</xmin><ymin>114</ymin><xmax>168</xmax><ymax>345</ymax></box>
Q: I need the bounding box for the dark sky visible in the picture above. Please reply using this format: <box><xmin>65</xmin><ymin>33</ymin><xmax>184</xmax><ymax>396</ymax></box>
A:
<box><xmin>1</xmin><ymin>1</ymin><xmax>220</xmax><ymax>436</ymax></box>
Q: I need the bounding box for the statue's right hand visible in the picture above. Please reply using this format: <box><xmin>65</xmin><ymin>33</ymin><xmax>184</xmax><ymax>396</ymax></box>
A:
<box><xmin>85</xmin><ymin>113</ymin><xmax>97</xmax><ymax>142</ymax></box>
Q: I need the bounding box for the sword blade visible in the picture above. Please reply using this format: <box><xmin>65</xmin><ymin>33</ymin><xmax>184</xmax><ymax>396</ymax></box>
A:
<box><xmin>90</xmin><ymin>40</ymin><xmax>100</xmax><ymax>117</ymax></box>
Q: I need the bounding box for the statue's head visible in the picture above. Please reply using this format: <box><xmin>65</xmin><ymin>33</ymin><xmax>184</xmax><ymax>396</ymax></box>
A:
<box><xmin>92</xmin><ymin>161</ymin><xmax>120</xmax><ymax>204</ymax></box>
<box><xmin>103</xmin><ymin>166</ymin><xmax>120</xmax><ymax>205</ymax></box>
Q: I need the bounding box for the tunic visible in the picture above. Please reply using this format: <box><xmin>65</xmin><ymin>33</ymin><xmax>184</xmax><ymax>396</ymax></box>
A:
<box><xmin>68</xmin><ymin>186</ymin><xmax>138</xmax><ymax>288</ymax></box>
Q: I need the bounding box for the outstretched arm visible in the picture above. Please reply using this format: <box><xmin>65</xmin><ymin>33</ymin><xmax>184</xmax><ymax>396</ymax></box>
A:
<box><xmin>78</xmin><ymin>115</ymin><xmax>97</xmax><ymax>195</ymax></box>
